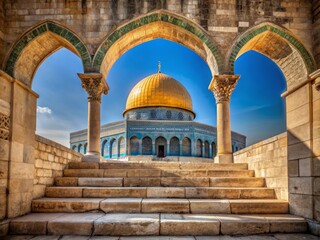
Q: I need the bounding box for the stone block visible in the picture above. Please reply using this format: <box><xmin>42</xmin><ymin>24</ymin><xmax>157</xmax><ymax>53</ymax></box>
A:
<box><xmin>230</xmin><ymin>200</ymin><xmax>288</xmax><ymax>214</ymax></box>
<box><xmin>189</xmin><ymin>199</ymin><xmax>230</xmax><ymax>214</ymax></box>
<box><xmin>10</xmin><ymin>213</ymin><xmax>64</xmax><ymax>235</ymax></box>
<box><xmin>0</xmin><ymin>139</ymin><xmax>9</xmax><ymax>161</ymax></box>
<box><xmin>240</xmin><ymin>188</ymin><xmax>275</xmax><ymax>199</ymax></box>
<box><xmin>78</xmin><ymin>177</ymin><xmax>123</xmax><ymax>187</ymax></box>
<box><xmin>33</xmin><ymin>184</ymin><xmax>46</xmax><ymax>199</ymax></box>
<box><xmin>186</xmin><ymin>187</ymin><xmax>240</xmax><ymax>199</ymax></box>
<box><xmin>32</xmin><ymin>198</ymin><xmax>102</xmax><ymax>213</ymax></box>
<box><xmin>0</xmin><ymin>219</ymin><xmax>9</xmax><ymax>236</ymax></box>
<box><xmin>218</xmin><ymin>215</ymin><xmax>269</xmax><ymax>235</ymax></box>
<box><xmin>9</xmin><ymin>179</ymin><xmax>33</xmax><ymax>193</ymax></box>
<box><xmin>142</xmin><ymin>199</ymin><xmax>189</xmax><ymax>213</ymax></box>
<box><xmin>288</xmin><ymin>141</ymin><xmax>312</xmax><ymax>160</ymax></box>
<box><xmin>54</xmin><ymin>177</ymin><xmax>78</xmax><ymax>186</ymax></box>
<box><xmin>289</xmin><ymin>193</ymin><xmax>313</xmax><ymax>219</ymax></box>
<box><xmin>209</xmin><ymin>177</ymin><xmax>265</xmax><ymax>187</ymax></box>
<box><xmin>161</xmin><ymin>177</ymin><xmax>209</xmax><ymax>187</ymax></box>
<box><xmin>207</xmin><ymin>170</ymin><xmax>254</xmax><ymax>177</ymax></box>
<box><xmin>63</xmin><ymin>169</ymin><xmax>104</xmax><ymax>177</ymax></box>
<box><xmin>289</xmin><ymin>177</ymin><xmax>313</xmax><ymax>194</ymax></box>
<box><xmin>83</xmin><ymin>187</ymin><xmax>146</xmax><ymax>198</ymax></box>
<box><xmin>126</xmin><ymin>169</ymin><xmax>161</xmax><ymax>177</ymax></box>
<box><xmin>266</xmin><ymin>214</ymin><xmax>307</xmax><ymax>233</ymax></box>
<box><xmin>104</xmin><ymin>169</ymin><xmax>127</xmax><ymax>177</ymax></box>
<box><xmin>94</xmin><ymin>213</ymin><xmax>159</xmax><ymax>236</ymax></box>
<box><xmin>299</xmin><ymin>158</ymin><xmax>312</xmax><ymax>176</ymax></box>
<box><xmin>287</xmin><ymin>123</ymin><xmax>311</xmax><ymax>145</ymax></box>
<box><xmin>48</xmin><ymin>213</ymin><xmax>104</xmax><ymax>235</ymax></box>
<box><xmin>68</xmin><ymin>162</ymin><xmax>99</xmax><ymax>169</ymax></box>
<box><xmin>161</xmin><ymin>170</ymin><xmax>207</xmax><ymax>177</ymax></box>
<box><xmin>124</xmin><ymin>177</ymin><xmax>160</xmax><ymax>187</ymax></box>
<box><xmin>146</xmin><ymin>187</ymin><xmax>185</xmax><ymax>198</ymax></box>
<box><xmin>288</xmin><ymin>160</ymin><xmax>299</xmax><ymax>177</ymax></box>
<box><xmin>287</xmin><ymin>103</ymin><xmax>310</xmax><ymax>129</ymax></box>
<box><xmin>100</xmin><ymin>198</ymin><xmax>142</xmax><ymax>213</ymax></box>
<box><xmin>45</xmin><ymin>187</ymin><xmax>82</xmax><ymax>198</ymax></box>
<box><xmin>10</xmin><ymin>162</ymin><xmax>34</xmax><ymax>179</ymax></box>
<box><xmin>160</xmin><ymin>214</ymin><xmax>219</xmax><ymax>235</ymax></box>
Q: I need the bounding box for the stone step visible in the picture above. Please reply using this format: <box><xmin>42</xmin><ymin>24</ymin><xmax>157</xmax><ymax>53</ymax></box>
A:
<box><xmin>9</xmin><ymin>213</ymin><xmax>307</xmax><ymax>236</ymax></box>
<box><xmin>31</xmin><ymin>198</ymin><xmax>288</xmax><ymax>214</ymax></box>
<box><xmin>45</xmin><ymin>187</ymin><xmax>275</xmax><ymax>199</ymax></box>
<box><xmin>68</xmin><ymin>161</ymin><xmax>248</xmax><ymax>170</ymax></box>
<box><xmin>63</xmin><ymin>169</ymin><xmax>255</xmax><ymax>178</ymax></box>
<box><xmin>55</xmin><ymin>177</ymin><xmax>265</xmax><ymax>187</ymax></box>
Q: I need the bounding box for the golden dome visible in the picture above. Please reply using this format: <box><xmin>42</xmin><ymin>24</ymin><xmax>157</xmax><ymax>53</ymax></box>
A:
<box><xmin>124</xmin><ymin>72</ymin><xmax>194</xmax><ymax>115</ymax></box>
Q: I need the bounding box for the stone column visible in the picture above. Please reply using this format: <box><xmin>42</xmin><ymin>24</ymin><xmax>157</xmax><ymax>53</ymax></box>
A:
<box><xmin>209</xmin><ymin>75</ymin><xmax>239</xmax><ymax>163</ymax></box>
<box><xmin>78</xmin><ymin>73</ymin><xmax>109</xmax><ymax>162</ymax></box>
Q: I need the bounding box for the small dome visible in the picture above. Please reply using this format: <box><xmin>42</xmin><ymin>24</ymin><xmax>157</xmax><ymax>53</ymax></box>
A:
<box><xmin>124</xmin><ymin>72</ymin><xmax>194</xmax><ymax>116</ymax></box>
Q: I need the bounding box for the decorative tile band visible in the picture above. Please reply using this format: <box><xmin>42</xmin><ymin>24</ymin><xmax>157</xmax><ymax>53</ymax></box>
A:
<box><xmin>228</xmin><ymin>24</ymin><xmax>316</xmax><ymax>73</ymax></box>
<box><xmin>4</xmin><ymin>22</ymin><xmax>90</xmax><ymax>77</ymax></box>
<box><xmin>93</xmin><ymin>12</ymin><xmax>223</xmax><ymax>72</ymax></box>
<box><xmin>0</xmin><ymin>112</ymin><xmax>10</xmax><ymax>141</ymax></box>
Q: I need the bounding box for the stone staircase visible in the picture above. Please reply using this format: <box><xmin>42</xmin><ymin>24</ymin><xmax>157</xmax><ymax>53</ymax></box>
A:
<box><xmin>9</xmin><ymin>161</ymin><xmax>307</xmax><ymax>236</ymax></box>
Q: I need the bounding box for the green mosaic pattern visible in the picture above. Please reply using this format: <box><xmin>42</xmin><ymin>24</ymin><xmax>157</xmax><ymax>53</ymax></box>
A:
<box><xmin>228</xmin><ymin>24</ymin><xmax>316</xmax><ymax>73</ymax></box>
<box><xmin>5</xmin><ymin>22</ymin><xmax>90</xmax><ymax>77</ymax></box>
<box><xmin>93</xmin><ymin>13</ymin><xmax>223</xmax><ymax>72</ymax></box>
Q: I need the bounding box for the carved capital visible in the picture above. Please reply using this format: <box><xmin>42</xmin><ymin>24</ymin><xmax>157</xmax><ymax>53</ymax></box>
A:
<box><xmin>208</xmin><ymin>75</ymin><xmax>240</xmax><ymax>103</ymax></box>
<box><xmin>78</xmin><ymin>73</ymin><xmax>109</xmax><ymax>102</ymax></box>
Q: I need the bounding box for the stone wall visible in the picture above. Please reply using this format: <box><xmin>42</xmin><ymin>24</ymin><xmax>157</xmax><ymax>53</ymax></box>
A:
<box><xmin>313</xmin><ymin>0</ymin><xmax>320</xmax><ymax>68</ymax></box>
<box><xmin>234</xmin><ymin>133</ymin><xmax>288</xmax><ymax>200</ymax></box>
<box><xmin>33</xmin><ymin>135</ymin><xmax>82</xmax><ymax>199</ymax></box>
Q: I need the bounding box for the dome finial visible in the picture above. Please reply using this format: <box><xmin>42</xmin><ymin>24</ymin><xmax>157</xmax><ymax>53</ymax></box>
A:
<box><xmin>158</xmin><ymin>61</ymin><xmax>161</xmax><ymax>73</ymax></box>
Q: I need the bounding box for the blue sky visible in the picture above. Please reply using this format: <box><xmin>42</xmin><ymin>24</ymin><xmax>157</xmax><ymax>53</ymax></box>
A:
<box><xmin>33</xmin><ymin>39</ymin><xmax>286</xmax><ymax>147</ymax></box>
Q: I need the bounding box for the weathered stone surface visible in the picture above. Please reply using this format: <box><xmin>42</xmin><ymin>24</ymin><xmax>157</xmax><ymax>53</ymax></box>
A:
<box><xmin>78</xmin><ymin>178</ymin><xmax>123</xmax><ymax>187</ymax></box>
<box><xmin>100</xmin><ymin>198</ymin><xmax>142</xmax><ymax>213</ymax></box>
<box><xmin>68</xmin><ymin>162</ymin><xmax>99</xmax><ymax>169</ymax></box>
<box><xmin>266</xmin><ymin>214</ymin><xmax>307</xmax><ymax>233</ymax></box>
<box><xmin>161</xmin><ymin>170</ymin><xmax>207</xmax><ymax>177</ymax></box>
<box><xmin>218</xmin><ymin>215</ymin><xmax>269</xmax><ymax>235</ymax></box>
<box><xmin>32</xmin><ymin>198</ymin><xmax>102</xmax><ymax>213</ymax></box>
<box><xmin>274</xmin><ymin>234</ymin><xmax>320</xmax><ymax>240</ymax></box>
<box><xmin>54</xmin><ymin>177</ymin><xmax>78</xmax><ymax>186</ymax></box>
<box><xmin>142</xmin><ymin>199</ymin><xmax>189</xmax><ymax>213</ymax></box>
<box><xmin>189</xmin><ymin>200</ymin><xmax>230</xmax><ymax>214</ymax></box>
<box><xmin>10</xmin><ymin>213</ymin><xmax>64</xmax><ymax>235</ymax></box>
<box><xmin>207</xmin><ymin>170</ymin><xmax>254</xmax><ymax>177</ymax></box>
<box><xmin>160</xmin><ymin>214</ymin><xmax>220</xmax><ymax>235</ymax></box>
<box><xmin>63</xmin><ymin>169</ymin><xmax>104</xmax><ymax>177</ymax></box>
<box><xmin>94</xmin><ymin>213</ymin><xmax>159</xmax><ymax>236</ymax></box>
<box><xmin>239</xmin><ymin>189</ymin><xmax>275</xmax><ymax>199</ymax></box>
<box><xmin>47</xmin><ymin>213</ymin><xmax>104</xmax><ymax>235</ymax></box>
<box><xmin>60</xmin><ymin>236</ymin><xmax>90</xmax><ymax>240</ymax></box>
<box><xmin>147</xmin><ymin>187</ymin><xmax>185</xmax><ymax>198</ymax></box>
<box><xmin>209</xmin><ymin>178</ymin><xmax>265</xmax><ymax>187</ymax></box>
<box><xmin>45</xmin><ymin>187</ymin><xmax>82</xmax><ymax>198</ymax></box>
<box><xmin>83</xmin><ymin>187</ymin><xmax>146</xmax><ymax>198</ymax></box>
<box><xmin>126</xmin><ymin>169</ymin><xmax>161</xmax><ymax>177</ymax></box>
<box><xmin>161</xmin><ymin>177</ymin><xmax>209</xmax><ymax>187</ymax></box>
<box><xmin>186</xmin><ymin>188</ymin><xmax>240</xmax><ymax>199</ymax></box>
<box><xmin>124</xmin><ymin>178</ymin><xmax>160</xmax><ymax>187</ymax></box>
<box><xmin>230</xmin><ymin>200</ymin><xmax>288</xmax><ymax>214</ymax></box>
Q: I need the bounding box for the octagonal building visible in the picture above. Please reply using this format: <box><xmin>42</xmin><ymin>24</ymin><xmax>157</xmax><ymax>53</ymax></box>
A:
<box><xmin>70</xmin><ymin>71</ymin><xmax>246</xmax><ymax>161</ymax></box>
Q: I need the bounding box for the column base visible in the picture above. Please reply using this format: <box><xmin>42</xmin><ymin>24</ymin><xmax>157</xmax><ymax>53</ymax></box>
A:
<box><xmin>82</xmin><ymin>152</ymin><xmax>103</xmax><ymax>162</ymax></box>
<box><xmin>214</xmin><ymin>154</ymin><xmax>233</xmax><ymax>163</ymax></box>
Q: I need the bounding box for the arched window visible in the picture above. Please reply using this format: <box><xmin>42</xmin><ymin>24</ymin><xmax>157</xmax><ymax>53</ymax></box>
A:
<box><xmin>72</xmin><ymin>145</ymin><xmax>77</xmax><ymax>151</ymax></box>
<box><xmin>130</xmin><ymin>136</ymin><xmax>139</xmax><ymax>155</ymax></box>
<box><xmin>182</xmin><ymin>137</ymin><xmax>191</xmax><ymax>156</ymax></box>
<box><xmin>170</xmin><ymin>137</ymin><xmax>180</xmax><ymax>156</ymax></box>
<box><xmin>78</xmin><ymin>144</ymin><xmax>83</xmax><ymax>153</ymax></box>
<box><xmin>204</xmin><ymin>141</ymin><xmax>209</xmax><ymax>158</ymax></box>
<box><xmin>118</xmin><ymin>137</ymin><xmax>125</xmax><ymax>158</ymax></box>
<box><xmin>155</xmin><ymin>136</ymin><xmax>167</xmax><ymax>157</ymax></box>
<box><xmin>212</xmin><ymin>142</ymin><xmax>217</xmax><ymax>158</ymax></box>
<box><xmin>196</xmin><ymin>139</ymin><xmax>202</xmax><ymax>157</ymax></box>
<box><xmin>142</xmin><ymin>136</ymin><xmax>152</xmax><ymax>155</ymax></box>
<box><xmin>84</xmin><ymin>143</ymin><xmax>88</xmax><ymax>155</ymax></box>
<box><xmin>110</xmin><ymin>138</ymin><xmax>117</xmax><ymax>158</ymax></box>
<box><xmin>101</xmin><ymin>140</ymin><xmax>108</xmax><ymax>157</ymax></box>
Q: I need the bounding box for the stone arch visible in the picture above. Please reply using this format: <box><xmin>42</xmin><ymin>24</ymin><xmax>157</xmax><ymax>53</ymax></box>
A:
<box><xmin>78</xmin><ymin>144</ymin><xmax>83</xmax><ymax>154</ymax></box>
<box><xmin>94</xmin><ymin>10</ymin><xmax>223</xmax><ymax>80</ymax></box>
<box><xmin>83</xmin><ymin>143</ymin><xmax>88</xmax><ymax>155</ymax></box>
<box><xmin>110</xmin><ymin>138</ymin><xmax>117</xmax><ymax>159</ymax></box>
<box><xmin>169</xmin><ymin>136</ymin><xmax>180</xmax><ymax>156</ymax></box>
<box><xmin>204</xmin><ymin>140</ymin><xmax>209</xmax><ymax>158</ymax></box>
<box><xmin>182</xmin><ymin>137</ymin><xmax>191</xmax><ymax>156</ymax></box>
<box><xmin>227</xmin><ymin>22</ymin><xmax>316</xmax><ymax>90</ymax></box>
<box><xmin>101</xmin><ymin>139</ymin><xmax>108</xmax><ymax>157</ymax></box>
<box><xmin>211</xmin><ymin>142</ymin><xmax>217</xmax><ymax>158</ymax></box>
<box><xmin>155</xmin><ymin>136</ymin><xmax>167</xmax><ymax>157</ymax></box>
<box><xmin>118</xmin><ymin>137</ymin><xmax>125</xmax><ymax>158</ymax></box>
<box><xmin>129</xmin><ymin>136</ymin><xmax>140</xmax><ymax>155</ymax></box>
<box><xmin>196</xmin><ymin>139</ymin><xmax>203</xmax><ymax>157</ymax></box>
<box><xmin>142</xmin><ymin>136</ymin><xmax>152</xmax><ymax>155</ymax></box>
<box><xmin>3</xmin><ymin>21</ymin><xmax>90</xmax><ymax>87</ymax></box>
<box><xmin>72</xmin><ymin>145</ymin><xmax>77</xmax><ymax>151</ymax></box>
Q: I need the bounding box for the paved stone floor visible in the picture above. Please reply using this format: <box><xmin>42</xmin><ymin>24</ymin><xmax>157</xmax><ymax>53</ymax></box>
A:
<box><xmin>2</xmin><ymin>234</ymin><xmax>319</xmax><ymax>240</ymax></box>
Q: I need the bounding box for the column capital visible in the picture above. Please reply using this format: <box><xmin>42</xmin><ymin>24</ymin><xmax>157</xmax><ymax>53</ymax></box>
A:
<box><xmin>208</xmin><ymin>75</ymin><xmax>240</xmax><ymax>103</ymax></box>
<box><xmin>78</xmin><ymin>73</ymin><xmax>109</xmax><ymax>102</ymax></box>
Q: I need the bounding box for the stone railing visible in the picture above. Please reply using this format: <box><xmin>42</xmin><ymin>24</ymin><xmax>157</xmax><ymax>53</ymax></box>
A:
<box><xmin>33</xmin><ymin>135</ymin><xmax>82</xmax><ymax>199</ymax></box>
<box><xmin>234</xmin><ymin>132</ymin><xmax>288</xmax><ymax>200</ymax></box>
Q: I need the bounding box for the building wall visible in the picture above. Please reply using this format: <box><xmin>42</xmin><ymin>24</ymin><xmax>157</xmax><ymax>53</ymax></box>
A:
<box><xmin>234</xmin><ymin>132</ymin><xmax>288</xmax><ymax>200</ymax></box>
<box><xmin>313</xmin><ymin>0</ymin><xmax>320</xmax><ymax>68</ymax></box>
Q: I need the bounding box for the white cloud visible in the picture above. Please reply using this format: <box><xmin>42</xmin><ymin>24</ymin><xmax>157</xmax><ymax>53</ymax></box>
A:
<box><xmin>37</xmin><ymin>106</ymin><xmax>52</xmax><ymax>114</ymax></box>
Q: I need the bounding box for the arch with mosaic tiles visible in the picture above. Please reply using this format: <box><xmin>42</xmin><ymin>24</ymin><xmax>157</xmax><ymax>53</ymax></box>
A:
<box><xmin>227</xmin><ymin>22</ymin><xmax>316</xmax><ymax>90</ymax></box>
<box><xmin>94</xmin><ymin>10</ymin><xmax>223</xmax><ymax>80</ymax></box>
<box><xmin>3</xmin><ymin>21</ymin><xmax>90</xmax><ymax>87</ymax></box>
